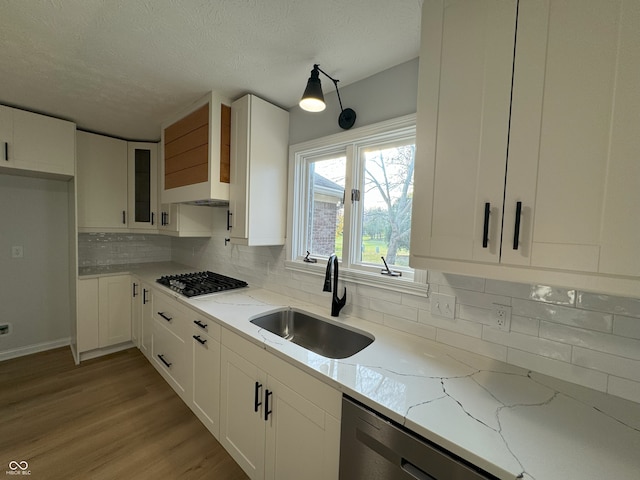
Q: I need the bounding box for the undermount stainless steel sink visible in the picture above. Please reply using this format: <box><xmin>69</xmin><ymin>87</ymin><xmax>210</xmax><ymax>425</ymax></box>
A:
<box><xmin>250</xmin><ymin>308</ymin><xmax>374</xmax><ymax>359</ymax></box>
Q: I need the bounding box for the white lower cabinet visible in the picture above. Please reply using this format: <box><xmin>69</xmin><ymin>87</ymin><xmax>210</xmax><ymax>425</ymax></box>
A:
<box><xmin>77</xmin><ymin>275</ymin><xmax>132</xmax><ymax>355</ymax></box>
<box><xmin>191</xmin><ymin>315</ymin><xmax>221</xmax><ymax>438</ymax></box>
<box><xmin>220</xmin><ymin>328</ymin><xmax>341</xmax><ymax>480</ymax></box>
<box><xmin>152</xmin><ymin>291</ymin><xmax>190</xmax><ymax>402</ymax></box>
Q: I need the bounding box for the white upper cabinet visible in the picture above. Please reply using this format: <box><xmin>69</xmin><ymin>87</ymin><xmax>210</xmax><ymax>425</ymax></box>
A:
<box><xmin>228</xmin><ymin>94</ymin><xmax>289</xmax><ymax>246</ymax></box>
<box><xmin>77</xmin><ymin>131</ymin><xmax>128</xmax><ymax>231</ymax></box>
<box><xmin>410</xmin><ymin>0</ymin><xmax>517</xmax><ymax>265</ymax></box>
<box><xmin>411</xmin><ymin>0</ymin><xmax>640</xmax><ymax>294</ymax></box>
<box><xmin>0</xmin><ymin>105</ymin><xmax>75</xmax><ymax>177</ymax></box>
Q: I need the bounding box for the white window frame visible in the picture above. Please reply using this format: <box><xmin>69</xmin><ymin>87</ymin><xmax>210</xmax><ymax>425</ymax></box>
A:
<box><xmin>286</xmin><ymin>114</ymin><xmax>428</xmax><ymax>295</ymax></box>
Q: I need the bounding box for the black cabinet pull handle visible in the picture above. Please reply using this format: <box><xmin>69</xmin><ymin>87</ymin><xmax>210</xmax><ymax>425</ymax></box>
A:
<box><xmin>143</xmin><ymin>289</ymin><xmax>148</xmax><ymax>305</ymax></box>
<box><xmin>482</xmin><ymin>202</ymin><xmax>490</xmax><ymax>248</ymax></box>
<box><xmin>132</xmin><ymin>283</ymin><xmax>138</xmax><ymax>298</ymax></box>
<box><xmin>151</xmin><ymin>212</ymin><xmax>155</xmax><ymax>226</ymax></box>
<box><xmin>157</xmin><ymin>312</ymin><xmax>172</xmax><ymax>322</ymax></box>
<box><xmin>3</xmin><ymin>142</ymin><xmax>7</xmax><ymax>161</ymax></box>
<box><xmin>264</xmin><ymin>389</ymin><xmax>273</xmax><ymax>421</ymax></box>
<box><xmin>193</xmin><ymin>335</ymin><xmax>207</xmax><ymax>345</ymax></box>
<box><xmin>164</xmin><ymin>212</ymin><xmax>168</xmax><ymax>226</ymax></box>
<box><xmin>513</xmin><ymin>201</ymin><xmax>522</xmax><ymax>250</ymax></box>
<box><xmin>157</xmin><ymin>354</ymin><xmax>172</xmax><ymax>368</ymax></box>
<box><xmin>254</xmin><ymin>381</ymin><xmax>263</xmax><ymax>412</ymax></box>
<box><xmin>193</xmin><ymin>320</ymin><xmax>208</xmax><ymax>329</ymax></box>
<box><xmin>227</xmin><ymin>210</ymin><xmax>233</xmax><ymax>230</ymax></box>
<box><xmin>122</xmin><ymin>210</ymin><xmax>126</xmax><ymax>224</ymax></box>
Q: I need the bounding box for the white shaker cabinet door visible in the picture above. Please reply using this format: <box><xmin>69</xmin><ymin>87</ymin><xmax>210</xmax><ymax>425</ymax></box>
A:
<box><xmin>77</xmin><ymin>131</ymin><xmax>128</xmax><ymax>230</ymax></box>
<box><xmin>411</xmin><ymin>0</ymin><xmax>517</xmax><ymax>264</ymax></box>
<box><xmin>503</xmin><ymin>0</ymin><xmax>640</xmax><ymax>277</ymax></box>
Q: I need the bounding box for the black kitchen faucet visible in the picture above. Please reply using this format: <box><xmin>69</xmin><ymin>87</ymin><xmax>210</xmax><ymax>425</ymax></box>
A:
<box><xmin>323</xmin><ymin>254</ymin><xmax>346</xmax><ymax>317</ymax></box>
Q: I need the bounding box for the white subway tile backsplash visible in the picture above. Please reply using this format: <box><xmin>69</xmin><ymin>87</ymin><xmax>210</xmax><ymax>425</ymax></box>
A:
<box><xmin>613</xmin><ymin>315</ymin><xmax>640</xmax><ymax>340</ymax></box>
<box><xmin>401</xmin><ymin>292</ymin><xmax>431</xmax><ymax>310</ymax></box>
<box><xmin>512</xmin><ymin>299</ymin><xmax>613</xmax><ymax>332</ymax></box>
<box><xmin>418</xmin><ymin>310</ymin><xmax>483</xmax><ymax>338</ymax></box>
<box><xmin>510</xmin><ymin>315</ymin><xmax>540</xmax><ymax>336</ymax></box>
<box><xmin>607</xmin><ymin>376</ymin><xmax>640</xmax><ymax>404</ymax></box>
<box><xmin>383</xmin><ymin>314</ymin><xmax>436</xmax><ymax>340</ymax></box>
<box><xmin>482</xmin><ymin>328</ymin><xmax>572</xmax><ymax>362</ymax></box>
<box><xmin>577</xmin><ymin>291</ymin><xmax>640</xmax><ymax>318</ymax></box>
<box><xmin>507</xmin><ymin>349</ymin><xmax>608</xmax><ymax>392</ymax></box>
<box><xmin>540</xmin><ymin>322</ymin><xmax>640</xmax><ymax>361</ymax></box>
<box><xmin>485</xmin><ymin>280</ymin><xmax>576</xmax><ymax>305</ymax></box>
<box><xmin>357</xmin><ymin>284</ymin><xmax>402</xmax><ymax>304</ymax></box>
<box><xmin>370</xmin><ymin>297</ymin><xmax>417</xmax><ymax>322</ymax></box>
<box><xmin>427</xmin><ymin>271</ymin><xmax>485</xmax><ymax>292</ymax></box>
<box><xmin>457</xmin><ymin>305</ymin><xmax>494</xmax><ymax>326</ymax></box>
<box><xmin>438</xmin><ymin>286</ymin><xmax>510</xmax><ymax>310</ymax></box>
<box><xmin>436</xmin><ymin>330</ymin><xmax>507</xmax><ymax>362</ymax></box>
<box><xmin>572</xmin><ymin>347</ymin><xmax>640</xmax><ymax>383</ymax></box>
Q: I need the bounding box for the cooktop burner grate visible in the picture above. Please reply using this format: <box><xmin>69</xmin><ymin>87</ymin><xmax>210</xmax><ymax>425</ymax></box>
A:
<box><xmin>156</xmin><ymin>271</ymin><xmax>248</xmax><ymax>297</ymax></box>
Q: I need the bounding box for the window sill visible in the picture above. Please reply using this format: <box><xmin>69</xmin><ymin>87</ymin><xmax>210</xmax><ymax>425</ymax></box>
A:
<box><xmin>284</xmin><ymin>260</ymin><xmax>430</xmax><ymax>297</ymax></box>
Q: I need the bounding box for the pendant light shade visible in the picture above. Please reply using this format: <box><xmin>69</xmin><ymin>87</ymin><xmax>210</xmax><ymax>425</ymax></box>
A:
<box><xmin>298</xmin><ymin>64</ymin><xmax>357</xmax><ymax>129</ymax></box>
<box><xmin>299</xmin><ymin>67</ymin><xmax>326</xmax><ymax>112</ymax></box>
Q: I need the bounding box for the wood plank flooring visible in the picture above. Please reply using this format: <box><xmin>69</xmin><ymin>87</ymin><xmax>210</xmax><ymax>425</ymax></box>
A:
<box><xmin>0</xmin><ymin>347</ymin><xmax>248</xmax><ymax>480</ymax></box>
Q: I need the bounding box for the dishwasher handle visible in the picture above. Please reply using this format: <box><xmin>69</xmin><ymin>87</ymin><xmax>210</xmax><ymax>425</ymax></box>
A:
<box><xmin>402</xmin><ymin>460</ymin><xmax>436</xmax><ymax>480</ymax></box>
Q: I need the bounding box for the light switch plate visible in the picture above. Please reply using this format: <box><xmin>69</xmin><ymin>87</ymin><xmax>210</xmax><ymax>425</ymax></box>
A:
<box><xmin>431</xmin><ymin>292</ymin><xmax>456</xmax><ymax>319</ymax></box>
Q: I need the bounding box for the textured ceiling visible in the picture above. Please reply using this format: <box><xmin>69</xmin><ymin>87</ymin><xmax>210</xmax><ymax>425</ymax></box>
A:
<box><xmin>0</xmin><ymin>0</ymin><xmax>422</xmax><ymax>141</ymax></box>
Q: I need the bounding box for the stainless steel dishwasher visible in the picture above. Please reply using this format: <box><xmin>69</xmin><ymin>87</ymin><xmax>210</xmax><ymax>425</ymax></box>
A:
<box><xmin>340</xmin><ymin>396</ymin><xmax>498</xmax><ymax>480</ymax></box>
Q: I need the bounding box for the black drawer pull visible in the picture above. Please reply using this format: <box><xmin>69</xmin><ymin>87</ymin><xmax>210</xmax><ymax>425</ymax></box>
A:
<box><xmin>193</xmin><ymin>335</ymin><xmax>207</xmax><ymax>345</ymax></box>
<box><xmin>482</xmin><ymin>202</ymin><xmax>490</xmax><ymax>248</ymax></box>
<box><xmin>227</xmin><ymin>210</ymin><xmax>233</xmax><ymax>230</ymax></box>
<box><xmin>151</xmin><ymin>212</ymin><xmax>155</xmax><ymax>226</ymax></box>
<box><xmin>143</xmin><ymin>289</ymin><xmax>148</xmax><ymax>305</ymax></box>
<box><xmin>265</xmin><ymin>389</ymin><xmax>273</xmax><ymax>421</ymax></box>
<box><xmin>193</xmin><ymin>319</ymin><xmax>208</xmax><ymax>329</ymax></box>
<box><xmin>3</xmin><ymin>142</ymin><xmax>7</xmax><ymax>161</ymax></box>
<box><xmin>513</xmin><ymin>201</ymin><xmax>522</xmax><ymax>250</ymax></box>
<box><xmin>122</xmin><ymin>210</ymin><xmax>126</xmax><ymax>224</ymax></box>
<box><xmin>132</xmin><ymin>282</ymin><xmax>138</xmax><ymax>298</ymax></box>
<box><xmin>254</xmin><ymin>381</ymin><xmax>262</xmax><ymax>412</ymax></box>
<box><xmin>157</xmin><ymin>354</ymin><xmax>172</xmax><ymax>368</ymax></box>
<box><xmin>158</xmin><ymin>312</ymin><xmax>172</xmax><ymax>322</ymax></box>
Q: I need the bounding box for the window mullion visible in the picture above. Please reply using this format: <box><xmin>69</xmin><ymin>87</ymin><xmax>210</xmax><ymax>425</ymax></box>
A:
<box><xmin>341</xmin><ymin>144</ymin><xmax>356</xmax><ymax>269</ymax></box>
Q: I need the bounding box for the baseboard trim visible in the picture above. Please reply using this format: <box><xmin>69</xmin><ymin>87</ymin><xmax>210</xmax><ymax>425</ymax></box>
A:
<box><xmin>78</xmin><ymin>342</ymin><xmax>135</xmax><ymax>362</ymax></box>
<box><xmin>0</xmin><ymin>338</ymin><xmax>71</xmax><ymax>362</ymax></box>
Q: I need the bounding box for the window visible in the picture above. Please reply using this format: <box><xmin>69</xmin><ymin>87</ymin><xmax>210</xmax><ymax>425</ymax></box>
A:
<box><xmin>288</xmin><ymin>115</ymin><xmax>424</xmax><ymax>288</ymax></box>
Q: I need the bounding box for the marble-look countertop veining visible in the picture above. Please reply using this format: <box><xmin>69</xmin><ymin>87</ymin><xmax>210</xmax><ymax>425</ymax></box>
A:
<box><xmin>99</xmin><ymin>263</ymin><xmax>640</xmax><ymax>479</ymax></box>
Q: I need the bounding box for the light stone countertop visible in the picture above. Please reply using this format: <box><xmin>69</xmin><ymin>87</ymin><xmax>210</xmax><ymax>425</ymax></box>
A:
<box><xmin>86</xmin><ymin>263</ymin><xmax>640</xmax><ymax>480</ymax></box>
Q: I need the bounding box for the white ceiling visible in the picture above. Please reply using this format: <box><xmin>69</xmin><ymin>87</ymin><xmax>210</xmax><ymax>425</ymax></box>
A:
<box><xmin>0</xmin><ymin>0</ymin><xmax>422</xmax><ymax>141</ymax></box>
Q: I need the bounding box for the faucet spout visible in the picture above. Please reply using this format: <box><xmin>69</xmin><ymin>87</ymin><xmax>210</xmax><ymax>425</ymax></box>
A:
<box><xmin>324</xmin><ymin>254</ymin><xmax>346</xmax><ymax>317</ymax></box>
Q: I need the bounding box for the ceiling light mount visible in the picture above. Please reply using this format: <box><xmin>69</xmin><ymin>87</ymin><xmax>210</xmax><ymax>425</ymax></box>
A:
<box><xmin>299</xmin><ymin>64</ymin><xmax>357</xmax><ymax>130</ymax></box>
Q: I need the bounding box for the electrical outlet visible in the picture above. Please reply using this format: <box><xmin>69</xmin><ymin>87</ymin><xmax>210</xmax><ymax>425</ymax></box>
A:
<box><xmin>11</xmin><ymin>246</ymin><xmax>23</xmax><ymax>258</ymax></box>
<box><xmin>493</xmin><ymin>304</ymin><xmax>512</xmax><ymax>332</ymax></box>
<box><xmin>431</xmin><ymin>292</ymin><xmax>456</xmax><ymax>319</ymax></box>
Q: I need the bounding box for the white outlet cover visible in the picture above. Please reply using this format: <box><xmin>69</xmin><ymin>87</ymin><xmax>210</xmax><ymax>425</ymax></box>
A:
<box><xmin>493</xmin><ymin>304</ymin><xmax>512</xmax><ymax>332</ymax></box>
<box><xmin>431</xmin><ymin>292</ymin><xmax>456</xmax><ymax>319</ymax></box>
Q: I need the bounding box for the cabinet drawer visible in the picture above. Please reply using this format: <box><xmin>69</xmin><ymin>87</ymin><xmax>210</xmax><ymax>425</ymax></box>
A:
<box><xmin>153</xmin><ymin>319</ymin><xmax>188</xmax><ymax>393</ymax></box>
<box><xmin>153</xmin><ymin>291</ymin><xmax>187</xmax><ymax>338</ymax></box>
<box><xmin>189</xmin><ymin>310</ymin><xmax>221</xmax><ymax>341</ymax></box>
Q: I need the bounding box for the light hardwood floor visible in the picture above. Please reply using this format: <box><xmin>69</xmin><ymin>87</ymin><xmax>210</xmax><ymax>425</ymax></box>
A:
<box><xmin>0</xmin><ymin>347</ymin><xmax>248</xmax><ymax>479</ymax></box>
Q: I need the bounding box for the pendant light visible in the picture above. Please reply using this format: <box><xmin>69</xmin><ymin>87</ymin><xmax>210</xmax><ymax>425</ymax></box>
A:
<box><xmin>299</xmin><ymin>64</ymin><xmax>357</xmax><ymax>130</ymax></box>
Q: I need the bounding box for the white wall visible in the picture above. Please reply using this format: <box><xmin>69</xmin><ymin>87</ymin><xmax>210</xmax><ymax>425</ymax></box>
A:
<box><xmin>0</xmin><ymin>174</ymin><xmax>71</xmax><ymax>358</ymax></box>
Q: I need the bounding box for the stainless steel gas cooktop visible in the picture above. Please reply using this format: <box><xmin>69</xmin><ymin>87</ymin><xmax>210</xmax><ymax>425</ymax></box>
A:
<box><xmin>156</xmin><ymin>271</ymin><xmax>248</xmax><ymax>297</ymax></box>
